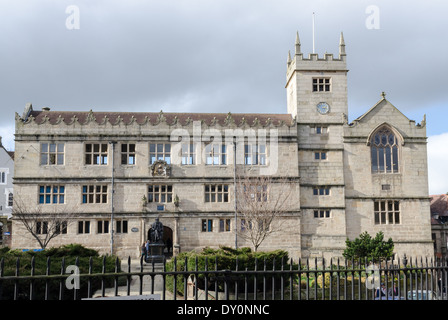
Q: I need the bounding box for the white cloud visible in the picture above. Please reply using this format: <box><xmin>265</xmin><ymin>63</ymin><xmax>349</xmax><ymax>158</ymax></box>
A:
<box><xmin>427</xmin><ymin>133</ymin><xmax>448</xmax><ymax>195</ymax></box>
<box><xmin>0</xmin><ymin>124</ymin><xmax>14</xmax><ymax>151</ymax></box>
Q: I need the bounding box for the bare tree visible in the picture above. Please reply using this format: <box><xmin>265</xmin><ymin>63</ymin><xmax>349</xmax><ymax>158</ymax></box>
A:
<box><xmin>12</xmin><ymin>197</ymin><xmax>77</xmax><ymax>250</ymax></box>
<box><xmin>235</xmin><ymin>175</ymin><xmax>296</xmax><ymax>252</ymax></box>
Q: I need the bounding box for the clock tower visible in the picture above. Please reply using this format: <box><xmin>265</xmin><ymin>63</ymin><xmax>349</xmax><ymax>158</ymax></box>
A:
<box><xmin>286</xmin><ymin>31</ymin><xmax>349</xmax><ymax>260</ymax></box>
<box><xmin>286</xmin><ymin>31</ymin><xmax>348</xmax><ymax>123</ymax></box>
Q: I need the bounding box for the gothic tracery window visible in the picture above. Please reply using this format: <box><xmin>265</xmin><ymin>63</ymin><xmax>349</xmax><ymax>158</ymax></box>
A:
<box><xmin>371</xmin><ymin>126</ymin><xmax>399</xmax><ymax>173</ymax></box>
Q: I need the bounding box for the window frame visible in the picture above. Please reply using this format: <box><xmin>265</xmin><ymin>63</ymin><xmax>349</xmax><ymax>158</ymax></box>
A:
<box><xmin>205</xmin><ymin>143</ymin><xmax>227</xmax><ymax>166</ymax></box>
<box><xmin>370</xmin><ymin>126</ymin><xmax>400</xmax><ymax>174</ymax></box>
<box><xmin>204</xmin><ymin>184</ymin><xmax>230</xmax><ymax>203</ymax></box>
<box><xmin>39</xmin><ymin>185</ymin><xmax>65</xmax><ymax>204</ymax></box>
<box><xmin>314</xmin><ymin>151</ymin><xmax>327</xmax><ymax>160</ymax></box>
<box><xmin>219</xmin><ymin>219</ymin><xmax>231</xmax><ymax>232</ymax></box>
<box><xmin>116</xmin><ymin>220</ymin><xmax>128</xmax><ymax>234</ymax></box>
<box><xmin>55</xmin><ymin>221</ymin><xmax>68</xmax><ymax>234</ymax></box>
<box><xmin>374</xmin><ymin>200</ymin><xmax>400</xmax><ymax>225</ymax></box>
<box><xmin>149</xmin><ymin>143</ymin><xmax>171</xmax><ymax>165</ymax></box>
<box><xmin>240</xmin><ymin>219</ymin><xmax>252</xmax><ymax>231</ymax></box>
<box><xmin>244</xmin><ymin>144</ymin><xmax>267</xmax><ymax>166</ymax></box>
<box><xmin>148</xmin><ymin>184</ymin><xmax>173</xmax><ymax>203</ymax></box>
<box><xmin>97</xmin><ymin>220</ymin><xmax>110</xmax><ymax>234</ymax></box>
<box><xmin>314</xmin><ymin>126</ymin><xmax>328</xmax><ymax>135</ymax></box>
<box><xmin>201</xmin><ymin>219</ymin><xmax>213</xmax><ymax>232</ymax></box>
<box><xmin>121</xmin><ymin>143</ymin><xmax>136</xmax><ymax>165</ymax></box>
<box><xmin>312</xmin><ymin>77</ymin><xmax>331</xmax><ymax>92</ymax></box>
<box><xmin>313</xmin><ymin>186</ymin><xmax>330</xmax><ymax>196</ymax></box>
<box><xmin>313</xmin><ymin>210</ymin><xmax>331</xmax><ymax>218</ymax></box>
<box><xmin>36</xmin><ymin>221</ymin><xmax>49</xmax><ymax>235</ymax></box>
<box><xmin>0</xmin><ymin>170</ymin><xmax>7</xmax><ymax>184</ymax></box>
<box><xmin>85</xmin><ymin>143</ymin><xmax>108</xmax><ymax>165</ymax></box>
<box><xmin>244</xmin><ymin>184</ymin><xmax>268</xmax><ymax>202</ymax></box>
<box><xmin>82</xmin><ymin>185</ymin><xmax>108</xmax><ymax>204</ymax></box>
<box><xmin>181</xmin><ymin>142</ymin><xmax>196</xmax><ymax>165</ymax></box>
<box><xmin>40</xmin><ymin>143</ymin><xmax>65</xmax><ymax>166</ymax></box>
<box><xmin>78</xmin><ymin>221</ymin><xmax>91</xmax><ymax>234</ymax></box>
<box><xmin>7</xmin><ymin>191</ymin><xmax>13</xmax><ymax>208</ymax></box>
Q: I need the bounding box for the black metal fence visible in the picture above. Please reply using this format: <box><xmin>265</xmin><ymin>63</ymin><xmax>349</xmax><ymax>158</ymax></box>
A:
<box><xmin>0</xmin><ymin>255</ymin><xmax>447</xmax><ymax>300</ymax></box>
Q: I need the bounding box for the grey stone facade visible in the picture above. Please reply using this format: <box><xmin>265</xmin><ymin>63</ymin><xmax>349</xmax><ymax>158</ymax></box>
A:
<box><xmin>11</xmin><ymin>32</ymin><xmax>434</xmax><ymax>260</ymax></box>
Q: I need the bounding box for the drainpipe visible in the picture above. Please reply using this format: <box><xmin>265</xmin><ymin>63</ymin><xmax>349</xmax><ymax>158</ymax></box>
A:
<box><xmin>234</xmin><ymin>137</ymin><xmax>238</xmax><ymax>249</ymax></box>
<box><xmin>110</xmin><ymin>141</ymin><xmax>117</xmax><ymax>256</ymax></box>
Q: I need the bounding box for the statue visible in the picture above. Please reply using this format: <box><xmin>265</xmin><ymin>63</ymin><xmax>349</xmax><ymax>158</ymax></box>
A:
<box><xmin>146</xmin><ymin>217</ymin><xmax>165</xmax><ymax>263</ymax></box>
<box><xmin>149</xmin><ymin>218</ymin><xmax>164</xmax><ymax>243</ymax></box>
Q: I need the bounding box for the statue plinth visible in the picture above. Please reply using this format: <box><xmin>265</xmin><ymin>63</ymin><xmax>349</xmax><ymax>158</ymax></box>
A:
<box><xmin>146</xmin><ymin>242</ymin><xmax>165</xmax><ymax>263</ymax></box>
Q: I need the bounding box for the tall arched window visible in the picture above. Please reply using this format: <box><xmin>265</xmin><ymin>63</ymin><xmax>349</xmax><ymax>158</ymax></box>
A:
<box><xmin>371</xmin><ymin>126</ymin><xmax>399</xmax><ymax>173</ymax></box>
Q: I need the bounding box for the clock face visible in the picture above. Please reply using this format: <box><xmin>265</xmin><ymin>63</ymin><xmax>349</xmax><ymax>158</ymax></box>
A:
<box><xmin>316</xmin><ymin>102</ymin><xmax>330</xmax><ymax>114</ymax></box>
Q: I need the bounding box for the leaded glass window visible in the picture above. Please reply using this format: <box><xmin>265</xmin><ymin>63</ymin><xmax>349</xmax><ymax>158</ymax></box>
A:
<box><xmin>371</xmin><ymin>127</ymin><xmax>399</xmax><ymax>173</ymax></box>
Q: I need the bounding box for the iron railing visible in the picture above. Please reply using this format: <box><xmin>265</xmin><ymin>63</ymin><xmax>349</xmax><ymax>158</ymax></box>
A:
<box><xmin>0</xmin><ymin>255</ymin><xmax>446</xmax><ymax>300</ymax></box>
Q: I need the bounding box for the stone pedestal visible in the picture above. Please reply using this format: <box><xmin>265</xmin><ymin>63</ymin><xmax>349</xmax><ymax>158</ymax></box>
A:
<box><xmin>145</xmin><ymin>242</ymin><xmax>165</xmax><ymax>263</ymax></box>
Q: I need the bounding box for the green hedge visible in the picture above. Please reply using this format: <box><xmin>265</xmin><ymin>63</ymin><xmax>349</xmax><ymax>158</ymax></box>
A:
<box><xmin>165</xmin><ymin>246</ymin><xmax>290</xmax><ymax>297</ymax></box>
<box><xmin>0</xmin><ymin>244</ymin><xmax>120</xmax><ymax>300</ymax></box>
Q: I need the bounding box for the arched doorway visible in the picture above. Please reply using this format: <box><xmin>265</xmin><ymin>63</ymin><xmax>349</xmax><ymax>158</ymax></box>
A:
<box><xmin>163</xmin><ymin>226</ymin><xmax>173</xmax><ymax>256</ymax></box>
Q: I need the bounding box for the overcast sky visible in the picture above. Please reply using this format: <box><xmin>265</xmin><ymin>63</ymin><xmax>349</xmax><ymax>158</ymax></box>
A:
<box><xmin>0</xmin><ymin>0</ymin><xmax>447</xmax><ymax>194</ymax></box>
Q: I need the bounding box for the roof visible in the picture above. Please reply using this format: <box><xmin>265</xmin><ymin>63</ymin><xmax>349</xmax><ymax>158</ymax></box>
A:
<box><xmin>25</xmin><ymin>110</ymin><xmax>295</xmax><ymax>127</ymax></box>
<box><xmin>430</xmin><ymin>194</ymin><xmax>448</xmax><ymax>216</ymax></box>
<box><xmin>0</xmin><ymin>137</ymin><xmax>14</xmax><ymax>160</ymax></box>
<box><xmin>353</xmin><ymin>94</ymin><xmax>411</xmax><ymax>123</ymax></box>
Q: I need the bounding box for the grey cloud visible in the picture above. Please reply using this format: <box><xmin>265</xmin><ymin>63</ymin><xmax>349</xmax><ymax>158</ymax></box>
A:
<box><xmin>1</xmin><ymin>0</ymin><xmax>447</xmax><ymax>148</ymax></box>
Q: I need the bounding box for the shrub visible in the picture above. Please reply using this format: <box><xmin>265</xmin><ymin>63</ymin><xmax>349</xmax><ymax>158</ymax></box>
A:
<box><xmin>0</xmin><ymin>244</ymin><xmax>119</xmax><ymax>300</ymax></box>
<box><xmin>165</xmin><ymin>246</ymin><xmax>289</xmax><ymax>297</ymax></box>
<box><xmin>343</xmin><ymin>231</ymin><xmax>394</xmax><ymax>262</ymax></box>
<box><xmin>45</xmin><ymin>244</ymin><xmax>99</xmax><ymax>258</ymax></box>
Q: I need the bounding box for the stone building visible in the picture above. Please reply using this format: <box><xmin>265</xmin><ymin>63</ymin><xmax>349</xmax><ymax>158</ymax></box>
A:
<box><xmin>0</xmin><ymin>137</ymin><xmax>14</xmax><ymax>247</ymax></box>
<box><xmin>11</xmin><ymin>32</ymin><xmax>434</xmax><ymax>260</ymax></box>
<box><xmin>430</xmin><ymin>194</ymin><xmax>448</xmax><ymax>258</ymax></box>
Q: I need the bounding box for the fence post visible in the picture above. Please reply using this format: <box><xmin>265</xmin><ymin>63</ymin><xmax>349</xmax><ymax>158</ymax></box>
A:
<box><xmin>14</xmin><ymin>257</ymin><xmax>19</xmax><ymax>300</ymax></box>
<box><xmin>403</xmin><ymin>254</ymin><xmax>408</xmax><ymax>300</ymax></box>
<box><xmin>59</xmin><ymin>257</ymin><xmax>65</xmax><ymax>300</ymax></box>
<box><xmin>29</xmin><ymin>256</ymin><xmax>35</xmax><ymax>300</ymax></box>
<box><xmin>74</xmin><ymin>257</ymin><xmax>79</xmax><ymax>300</ymax></box>
<box><xmin>127</xmin><ymin>256</ymin><xmax>131</xmax><ymax>296</ymax></box>
<box><xmin>45</xmin><ymin>257</ymin><xmax>51</xmax><ymax>300</ymax></box>
<box><xmin>0</xmin><ymin>258</ymin><xmax>3</xmax><ymax>300</ymax></box>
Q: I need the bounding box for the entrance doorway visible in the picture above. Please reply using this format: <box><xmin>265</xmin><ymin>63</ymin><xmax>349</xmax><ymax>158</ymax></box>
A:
<box><xmin>146</xmin><ymin>225</ymin><xmax>173</xmax><ymax>256</ymax></box>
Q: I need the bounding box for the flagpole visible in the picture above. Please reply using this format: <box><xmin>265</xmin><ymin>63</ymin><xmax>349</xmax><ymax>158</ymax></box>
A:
<box><xmin>312</xmin><ymin>12</ymin><xmax>315</xmax><ymax>53</ymax></box>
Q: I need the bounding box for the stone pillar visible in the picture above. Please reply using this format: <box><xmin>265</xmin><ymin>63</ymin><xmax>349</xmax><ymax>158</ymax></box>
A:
<box><xmin>173</xmin><ymin>216</ymin><xmax>180</xmax><ymax>256</ymax></box>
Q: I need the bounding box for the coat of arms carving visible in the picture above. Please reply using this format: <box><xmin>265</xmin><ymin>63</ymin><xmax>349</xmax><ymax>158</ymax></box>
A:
<box><xmin>150</xmin><ymin>160</ymin><xmax>171</xmax><ymax>178</ymax></box>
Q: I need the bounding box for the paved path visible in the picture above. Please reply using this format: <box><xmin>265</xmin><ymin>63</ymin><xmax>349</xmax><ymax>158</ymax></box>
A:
<box><xmin>91</xmin><ymin>259</ymin><xmax>175</xmax><ymax>300</ymax></box>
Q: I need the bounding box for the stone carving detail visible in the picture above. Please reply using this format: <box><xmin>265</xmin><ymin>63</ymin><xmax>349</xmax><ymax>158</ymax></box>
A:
<box><xmin>150</xmin><ymin>160</ymin><xmax>171</xmax><ymax>178</ymax></box>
